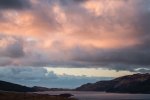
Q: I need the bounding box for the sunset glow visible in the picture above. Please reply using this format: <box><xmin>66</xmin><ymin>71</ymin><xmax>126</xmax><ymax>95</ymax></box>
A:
<box><xmin>0</xmin><ymin>0</ymin><xmax>150</xmax><ymax>88</ymax></box>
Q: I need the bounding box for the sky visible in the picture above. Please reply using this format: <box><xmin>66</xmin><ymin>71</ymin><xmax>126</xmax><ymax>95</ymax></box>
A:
<box><xmin>0</xmin><ymin>0</ymin><xmax>150</xmax><ymax>88</ymax></box>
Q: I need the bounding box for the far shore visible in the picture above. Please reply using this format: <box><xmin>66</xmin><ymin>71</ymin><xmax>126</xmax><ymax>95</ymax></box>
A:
<box><xmin>0</xmin><ymin>91</ymin><xmax>77</xmax><ymax>100</ymax></box>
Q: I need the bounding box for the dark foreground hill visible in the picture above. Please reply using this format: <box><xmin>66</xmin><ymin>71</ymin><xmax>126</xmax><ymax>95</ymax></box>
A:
<box><xmin>0</xmin><ymin>80</ymin><xmax>35</xmax><ymax>92</ymax></box>
<box><xmin>0</xmin><ymin>80</ymin><xmax>71</xmax><ymax>92</ymax></box>
<box><xmin>76</xmin><ymin>73</ymin><xmax>150</xmax><ymax>93</ymax></box>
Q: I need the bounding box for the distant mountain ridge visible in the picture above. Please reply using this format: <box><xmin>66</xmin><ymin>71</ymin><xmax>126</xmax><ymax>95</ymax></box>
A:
<box><xmin>32</xmin><ymin>86</ymin><xmax>72</xmax><ymax>91</ymax></box>
<box><xmin>76</xmin><ymin>73</ymin><xmax>150</xmax><ymax>93</ymax></box>
<box><xmin>1</xmin><ymin>73</ymin><xmax>150</xmax><ymax>93</ymax></box>
<box><xmin>0</xmin><ymin>80</ymin><xmax>71</xmax><ymax>92</ymax></box>
<box><xmin>0</xmin><ymin>80</ymin><xmax>35</xmax><ymax>92</ymax></box>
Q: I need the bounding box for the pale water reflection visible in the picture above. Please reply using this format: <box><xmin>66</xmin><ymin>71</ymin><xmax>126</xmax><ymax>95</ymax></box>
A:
<box><xmin>37</xmin><ymin>91</ymin><xmax>150</xmax><ymax>100</ymax></box>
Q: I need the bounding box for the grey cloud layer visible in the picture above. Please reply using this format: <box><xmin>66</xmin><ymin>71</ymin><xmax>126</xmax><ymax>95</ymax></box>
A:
<box><xmin>0</xmin><ymin>0</ymin><xmax>31</xmax><ymax>10</ymax></box>
<box><xmin>0</xmin><ymin>67</ymin><xmax>111</xmax><ymax>88</ymax></box>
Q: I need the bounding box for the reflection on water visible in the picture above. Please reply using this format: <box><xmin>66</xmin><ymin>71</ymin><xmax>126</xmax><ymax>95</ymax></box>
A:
<box><xmin>37</xmin><ymin>91</ymin><xmax>150</xmax><ymax>100</ymax></box>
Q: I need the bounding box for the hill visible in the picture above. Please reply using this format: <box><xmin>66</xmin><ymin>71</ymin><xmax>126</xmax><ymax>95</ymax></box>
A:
<box><xmin>0</xmin><ymin>80</ymin><xmax>71</xmax><ymax>92</ymax></box>
<box><xmin>0</xmin><ymin>80</ymin><xmax>35</xmax><ymax>92</ymax></box>
<box><xmin>76</xmin><ymin>73</ymin><xmax>150</xmax><ymax>93</ymax></box>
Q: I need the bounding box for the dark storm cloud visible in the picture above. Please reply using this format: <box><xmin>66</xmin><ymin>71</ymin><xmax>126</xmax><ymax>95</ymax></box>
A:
<box><xmin>0</xmin><ymin>34</ymin><xmax>25</xmax><ymax>66</ymax></box>
<box><xmin>70</xmin><ymin>42</ymin><xmax>150</xmax><ymax>71</ymax></box>
<box><xmin>0</xmin><ymin>0</ymin><xmax>31</xmax><ymax>10</ymax></box>
<box><xmin>60</xmin><ymin>0</ymin><xmax>84</xmax><ymax>5</ymax></box>
<box><xmin>0</xmin><ymin>34</ymin><xmax>24</xmax><ymax>58</ymax></box>
<box><xmin>5</xmin><ymin>40</ymin><xmax>24</xmax><ymax>58</ymax></box>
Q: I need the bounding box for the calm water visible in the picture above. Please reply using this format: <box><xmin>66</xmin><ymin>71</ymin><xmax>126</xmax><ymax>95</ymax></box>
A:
<box><xmin>37</xmin><ymin>91</ymin><xmax>150</xmax><ymax>100</ymax></box>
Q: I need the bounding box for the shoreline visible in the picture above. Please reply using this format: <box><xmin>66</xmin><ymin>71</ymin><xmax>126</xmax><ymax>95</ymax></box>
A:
<box><xmin>0</xmin><ymin>91</ymin><xmax>77</xmax><ymax>100</ymax></box>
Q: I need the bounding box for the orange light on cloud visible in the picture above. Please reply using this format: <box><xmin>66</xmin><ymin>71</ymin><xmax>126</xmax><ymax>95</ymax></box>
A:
<box><xmin>0</xmin><ymin>0</ymin><xmax>148</xmax><ymax>72</ymax></box>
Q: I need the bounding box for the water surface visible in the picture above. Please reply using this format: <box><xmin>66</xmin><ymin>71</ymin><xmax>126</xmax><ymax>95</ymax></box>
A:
<box><xmin>37</xmin><ymin>91</ymin><xmax>150</xmax><ymax>100</ymax></box>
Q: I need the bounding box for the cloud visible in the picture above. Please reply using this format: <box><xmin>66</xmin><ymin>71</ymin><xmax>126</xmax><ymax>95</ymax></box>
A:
<box><xmin>0</xmin><ymin>0</ymin><xmax>150</xmax><ymax>73</ymax></box>
<box><xmin>0</xmin><ymin>0</ymin><xmax>31</xmax><ymax>10</ymax></box>
<box><xmin>0</xmin><ymin>34</ymin><xmax>24</xmax><ymax>58</ymax></box>
<box><xmin>0</xmin><ymin>34</ymin><xmax>25</xmax><ymax>66</ymax></box>
<box><xmin>71</xmin><ymin>44</ymin><xmax>150</xmax><ymax>66</ymax></box>
<box><xmin>0</xmin><ymin>57</ymin><xmax>12</xmax><ymax>66</ymax></box>
<box><xmin>0</xmin><ymin>67</ymin><xmax>112</xmax><ymax>88</ymax></box>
